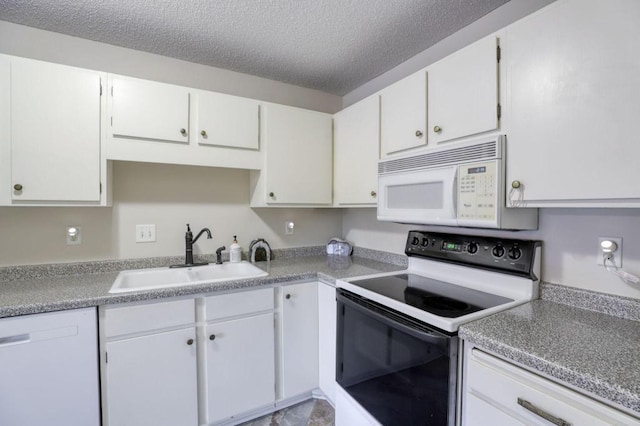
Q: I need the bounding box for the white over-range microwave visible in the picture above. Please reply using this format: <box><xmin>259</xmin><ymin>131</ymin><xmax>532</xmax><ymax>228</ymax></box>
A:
<box><xmin>377</xmin><ymin>135</ymin><xmax>538</xmax><ymax>230</ymax></box>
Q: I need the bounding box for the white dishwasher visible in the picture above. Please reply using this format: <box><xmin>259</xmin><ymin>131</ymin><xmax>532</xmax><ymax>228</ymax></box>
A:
<box><xmin>0</xmin><ymin>307</ymin><xmax>100</xmax><ymax>426</ymax></box>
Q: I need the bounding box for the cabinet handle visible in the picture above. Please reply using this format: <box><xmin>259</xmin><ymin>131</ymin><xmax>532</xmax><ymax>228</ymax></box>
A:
<box><xmin>186</xmin><ymin>338</ymin><xmax>194</xmax><ymax>346</ymax></box>
<box><xmin>269</xmin><ymin>192</ymin><xmax>275</xmax><ymax>198</ymax></box>
<box><xmin>370</xmin><ymin>190</ymin><xmax>377</xmax><ymax>198</ymax></box>
<box><xmin>285</xmin><ymin>294</ymin><xmax>291</xmax><ymax>300</ymax></box>
<box><xmin>180</xmin><ymin>128</ymin><xmax>187</xmax><ymax>136</ymax></box>
<box><xmin>433</xmin><ymin>125</ymin><xmax>442</xmax><ymax>133</ymax></box>
<box><xmin>517</xmin><ymin>398</ymin><xmax>571</xmax><ymax>426</ymax></box>
<box><xmin>13</xmin><ymin>184</ymin><xmax>23</xmax><ymax>191</ymax></box>
<box><xmin>511</xmin><ymin>180</ymin><xmax>522</xmax><ymax>189</ymax></box>
<box><xmin>415</xmin><ymin>130</ymin><xmax>423</xmax><ymax>138</ymax></box>
<box><xmin>200</xmin><ymin>130</ymin><xmax>207</xmax><ymax>137</ymax></box>
<box><xmin>209</xmin><ymin>334</ymin><xmax>216</xmax><ymax>341</ymax></box>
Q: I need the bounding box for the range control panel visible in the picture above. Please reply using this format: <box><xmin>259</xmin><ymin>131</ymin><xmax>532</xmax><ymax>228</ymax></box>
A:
<box><xmin>405</xmin><ymin>230</ymin><xmax>540</xmax><ymax>279</ymax></box>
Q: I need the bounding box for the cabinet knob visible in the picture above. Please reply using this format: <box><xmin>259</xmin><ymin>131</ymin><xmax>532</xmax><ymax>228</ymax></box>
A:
<box><xmin>200</xmin><ymin>130</ymin><xmax>207</xmax><ymax>137</ymax></box>
<box><xmin>180</xmin><ymin>128</ymin><xmax>187</xmax><ymax>136</ymax></box>
<box><xmin>285</xmin><ymin>294</ymin><xmax>291</xmax><ymax>300</ymax></box>
<box><xmin>370</xmin><ymin>190</ymin><xmax>377</xmax><ymax>197</ymax></box>
<box><xmin>187</xmin><ymin>338</ymin><xmax>194</xmax><ymax>346</ymax></box>
<box><xmin>511</xmin><ymin>180</ymin><xmax>522</xmax><ymax>189</ymax></box>
<box><xmin>13</xmin><ymin>184</ymin><xmax>23</xmax><ymax>191</ymax></box>
<box><xmin>415</xmin><ymin>130</ymin><xmax>423</xmax><ymax>138</ymax></box>
<box><xmin>209</xmin><ymin>334</ymin><xmax>216</xmax><ymax>341</ymax></box>
<box><xmin>433</xmin><ymin>126</ymin><xmax>442</xmax><ymax>133</ymax></box>
<box><xmin>269</xmin><ymin>192</ymin><xmax>275</xmax><ymax>198</ymax></box>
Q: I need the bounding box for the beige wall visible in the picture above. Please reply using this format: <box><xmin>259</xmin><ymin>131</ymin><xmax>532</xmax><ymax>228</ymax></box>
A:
<box><xmin>342</xmin><ymin>208</ymin><xmax>640</xmax><ymax>300</ymax></box>
<box><xmin>0</xmin><ymin>162</ymin><xmax>342</xmax><ymax>266</ymax></box>
<box><xmin>0</xmin><ymin>20</ymin><xmax>342</xmax><ymax>113</ymax></box>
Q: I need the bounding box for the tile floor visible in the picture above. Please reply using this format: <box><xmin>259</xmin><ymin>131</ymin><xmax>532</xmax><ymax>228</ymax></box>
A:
<box><xmin>240</xmin><ymin>398</ymin><xmax>335</xmax><ymax>426</ymax></box>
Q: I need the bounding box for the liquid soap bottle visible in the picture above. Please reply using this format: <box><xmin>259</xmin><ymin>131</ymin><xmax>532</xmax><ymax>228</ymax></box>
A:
<box><xmin>230</xmin><ymin>235</ymin><xmax>242</xmax><ymax>263</ymax></box>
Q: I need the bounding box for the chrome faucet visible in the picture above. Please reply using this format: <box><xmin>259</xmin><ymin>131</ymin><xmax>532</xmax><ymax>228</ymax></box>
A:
<box><xmin>172</xmin><ymin>224</ymin><xmax>212</xmax><ymax>268</ymax></box>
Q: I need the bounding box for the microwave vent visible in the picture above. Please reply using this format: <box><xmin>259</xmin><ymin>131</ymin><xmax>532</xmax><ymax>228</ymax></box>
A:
<box><xmin>378</xmin><ymin>140</ymin><xmax>499</xmax><ymax>174</ymax></box>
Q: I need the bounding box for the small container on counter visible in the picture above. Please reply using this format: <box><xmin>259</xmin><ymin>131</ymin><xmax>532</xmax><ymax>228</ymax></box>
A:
<box><xmin>230</xmin><ymin>235</ymin><xmax>242</xmax><ymax>263</ymax></box>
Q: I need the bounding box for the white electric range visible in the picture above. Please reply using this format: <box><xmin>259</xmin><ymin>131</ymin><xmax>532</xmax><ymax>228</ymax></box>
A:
<box><xmin>334</xmin><ymin>231</ymin><xmax>541</xmax><ymax>426</ymax></box>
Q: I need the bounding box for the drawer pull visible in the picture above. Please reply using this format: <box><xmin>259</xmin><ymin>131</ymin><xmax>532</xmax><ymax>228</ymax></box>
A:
<box><xmin>517</xmin><ymin>398</ymin><xmax>571</xmax><ymax>426</ymax></box>
<box><xmin>0</xmin><ymin>333</ymin><xmax>30</xmax><ymax>347</ymax></box>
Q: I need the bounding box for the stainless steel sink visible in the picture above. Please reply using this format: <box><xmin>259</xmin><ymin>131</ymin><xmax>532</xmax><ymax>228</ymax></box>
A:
<box><xmin>109</xmin><ymin>261</ymin><xmax>268</xmax><ymax>293</ymax></box>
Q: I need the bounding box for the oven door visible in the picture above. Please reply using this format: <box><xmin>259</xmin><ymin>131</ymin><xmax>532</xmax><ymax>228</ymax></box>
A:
<box><xmin>336</xmin><ymin>289</ymin><xmax>458</xmax><ymax>426</ymax></box>
<box><xmin>377</xmin><ymin>165</ymin><xmax>458</xmax><ymax>226</ymax></box>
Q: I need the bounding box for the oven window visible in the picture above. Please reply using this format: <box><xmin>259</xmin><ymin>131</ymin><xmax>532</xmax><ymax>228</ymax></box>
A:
<box><xmin>387</xmin><ymin>182</ymin><xmax>444</xmax><ymax>209</ymax></box>
<box><xmin>337</xmin><ymin>294</ymin><xmax>456</xmax><ymax>426</ymax></box>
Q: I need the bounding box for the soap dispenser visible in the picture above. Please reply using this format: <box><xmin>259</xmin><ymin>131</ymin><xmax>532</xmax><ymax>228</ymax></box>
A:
<box><xmin>230</xmin><ymin>235</ymin><xmax>242</xmax><ymax>263</ymax></box>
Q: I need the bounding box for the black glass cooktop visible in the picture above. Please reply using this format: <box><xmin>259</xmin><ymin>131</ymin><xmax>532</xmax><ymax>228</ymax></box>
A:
<box><xmin>351</xmin><ymin>274</ymin><xmax>513</xmax><ymax>318</ymax></box>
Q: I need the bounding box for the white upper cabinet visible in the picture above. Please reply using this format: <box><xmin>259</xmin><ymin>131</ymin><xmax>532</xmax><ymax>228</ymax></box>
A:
<box><xmin>2</xmin><ymin>56</ymin><xmax>105</xmax><ymax>204</ymax></box>
<box><xmin>333</xmin><ymin>95</ymin><xmax>379</xmax><ymax>206</ymax></box>
<box><xmin>196</xmin><ymin>91</ymin><xmax>259</xmax><ymax>150</ymax></box>
<box><xmin>504</xmin><ymin>0</ymin><xmax>640</xmax><ymax>207</ymax></box>
<box><xmin>251</xmin><ymin>103</ymin><xmax>332</xmax><ymax>206</ymax></box>
<box><xmin>110</xmin><ymin>76</ymin><xmax>190</xmax><ymax>143</ymax></box>
<box><xmin>427</xmin><ymin>34</ymin><xmax>500</xmax><ymax>145</ymax></box>
<box><xmin>380</xmin><ymin>71</ymin><xmax>427</xmax><ymax>156</ymax></box>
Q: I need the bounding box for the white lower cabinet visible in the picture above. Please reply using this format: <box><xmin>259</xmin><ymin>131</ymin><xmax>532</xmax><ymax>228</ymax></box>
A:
<box><xmin>0</xmin><ymin>308</ymin><xmax>100</xmax><ymax>426</ymax></box>
<box><xmin>463</xmin><ymin>347</ymin><xmax>639</xmax><ymax>425</ymax></box>
<box><xmin>318</xmin><ymin>282</ymin><xmax>337</xmax><ymax>403</ymax></box>
<box><xmin>101</xmin><ymin>299</ymin><xmax>198</xmax><ymax>426</ymax></box>
<box><xmin>202</xmin><ymin>288</ymin><xmax>275</xmax><ymax>424</ymax></box>
<box><xmin>105</xmin><ymin>328</ymin><xmax>199</xmax><ymax>426</ymax></box>
<box><xmin>280</xmin><ymin>282</ymin><xmax>319</xmax><ymax>400</ymax></box>
<box><xmin>101</xmin><ymin>284</ymin><xmax>324</xmax><ymax>425</ymax></box>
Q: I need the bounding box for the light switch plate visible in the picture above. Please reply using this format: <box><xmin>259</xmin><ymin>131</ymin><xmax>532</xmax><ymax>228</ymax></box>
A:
<box><xmin>136</xmin><ymin>224</ymin><xmax>156</xmax><ymax>243</ymax></box>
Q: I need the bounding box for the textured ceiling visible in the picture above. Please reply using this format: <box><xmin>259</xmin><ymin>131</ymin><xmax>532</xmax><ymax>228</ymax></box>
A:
<box><xmin>0</xmin><ymin>0</ymin><xmax>510</xmax><ymax>95</ymax></box>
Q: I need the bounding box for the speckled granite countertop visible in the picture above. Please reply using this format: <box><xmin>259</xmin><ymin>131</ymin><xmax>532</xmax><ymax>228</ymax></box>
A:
<box><xmin>0</xmin><ymin>249</ymin><xmax>406</xmax><ymax>319</ymax></box>
<box><xmin>460</xmin><ymin>286</ymin><xmax>640</xmax><ymax>417</ymax></box>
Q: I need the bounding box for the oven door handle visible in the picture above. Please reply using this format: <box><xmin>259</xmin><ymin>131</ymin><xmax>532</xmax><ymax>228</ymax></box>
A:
<box><xmin>338</xmin><ymin>292</ymin><xmax>450</xmax><ymax>347</ymax></box>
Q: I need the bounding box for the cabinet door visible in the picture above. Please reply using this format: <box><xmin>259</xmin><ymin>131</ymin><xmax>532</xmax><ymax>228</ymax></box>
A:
<box><xmin>205</xmin><ymin>313</ymin><xmax>275</xmax><ymax>423</ymax></box>
<box><xmin>318</xmin><ymin>283</ymin><xmax>337</xmax><ymax>404</ymax></box>
<box><xmin>427</xmin><ymin>34</ymin><xmax>499</xmax><ymax>144</ymax></box>
<box><xmin>333</xmin><ymin>96</ymin><xmax>379</xmax><ymax>206</ymax></box>
<box><xmin>281</xmin><ymin>282</ymin><xmax>319</xmax><ymax>399</ymax></box>
<box><xmin>10</xmin><ymin>59</ymin><xmax>102</xmax><ymax>202</ymax></box>
<box><xmin>504</xmin><ymin>0</ymin><xmax>640</xmax><ymax>206</ymax></box>
<box><xmin>261</xmin><ymin>104</ymin><xmax>332</xmax><ymax>204</ymax></box>
<box><xmin>104</xmin><ymin>328</ymin><xmax>198</xmax><ymax>426</ymax></box>
<box><xmin>197</xmin><ymin>91</ymin><xmax>259</xmax><ymax>150</ymax></box>
<box><xmin>111</xmin><ymin>77</ymin><xmax>190</xmax><ymax>143</ymax></box>
<box><xmin>0</xmin><ymin>308</ymin><xmax>100</xmax><ymax>426</ymax></box>
<box><xmin>380</xmin><ymin>71</ymin><xmax>427</xmax><ymax>156</ymax></box>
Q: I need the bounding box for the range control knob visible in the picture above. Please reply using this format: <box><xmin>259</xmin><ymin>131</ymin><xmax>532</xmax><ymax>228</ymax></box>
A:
<box><xmin>421</xmin><ymin>238</ymin><xmax>429</xmax><ymax>247</ymax></box>
<box><xmin>467</xmin><ymin>242</ymin><xmax>478</xmax><ymax>254</ymax></box>
<box><xmin>492</xmin><ymin>245</ymin><xmax>505</xmax><ymax>258</ymax></box>
<box><xmin>411</xmin><ymin>236</ymin><xmax>420</xmax><ymax>246</ymax></box>
<box><xmin>508</xmin><ymin>247</ymin><xmax>522</xmax><ymax>260</ymax></box>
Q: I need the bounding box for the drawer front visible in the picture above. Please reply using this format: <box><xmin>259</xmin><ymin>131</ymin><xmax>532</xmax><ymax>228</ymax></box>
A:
<box><xmin>205</xmin><ymin>287</ymin><xmax>274</xmax><ymax>321</ymax></box>
<box><xmin>103</xmin><ymin>299</ymin><xmax>195</xmax><ymax>337</ymax></box>
<box><xmin>465</xmin><ymin>349</ymin><xmax>639</xmax><ymax>425</ymax></box>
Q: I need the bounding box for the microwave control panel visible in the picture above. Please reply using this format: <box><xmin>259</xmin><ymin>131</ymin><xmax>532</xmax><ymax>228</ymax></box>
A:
<box><xmin>458</xmin><ymin>161</ymin><xmax>498</xmax><ymax>222</ymax></box>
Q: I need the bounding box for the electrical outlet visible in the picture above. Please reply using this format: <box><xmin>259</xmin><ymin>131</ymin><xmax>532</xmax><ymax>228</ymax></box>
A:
<box><xmin>66</xmin><ymin>226</ymin><xmax>81</xmax><ymax>245</ymax></box>
<box><xmin>285</xmin><ymin>221</ymin><xmax>295</xmax><ymax>235</ymax></box>
<box><xmin>136</xmin><ymin>224</ymin><xmax>156</xmax><ymax>243</ymax></box>
<box><xmin>597</xmin><ymin>237</ymin><xmax>622</xmax><ymax>267</ymax></box>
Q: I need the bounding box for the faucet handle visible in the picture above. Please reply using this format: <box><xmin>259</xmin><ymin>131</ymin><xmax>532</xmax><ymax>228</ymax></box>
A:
<box><xmin>186</xmin><ymin>224</ymin><xmax>191</xmax><ymax>232</ymax></box>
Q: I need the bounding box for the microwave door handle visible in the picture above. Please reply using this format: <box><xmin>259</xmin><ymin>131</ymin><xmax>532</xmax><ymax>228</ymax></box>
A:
<box><xmin>452</xmin><ymin>168</ymin><xmax>458</xmax><ymax>217</ymax></box>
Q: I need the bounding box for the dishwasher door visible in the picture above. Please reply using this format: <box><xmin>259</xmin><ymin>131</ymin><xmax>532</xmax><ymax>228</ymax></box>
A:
<box><xmin>0</xmin><ymin>307</ymin><xmax>100</xmax><ymax>426</ymax></box>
